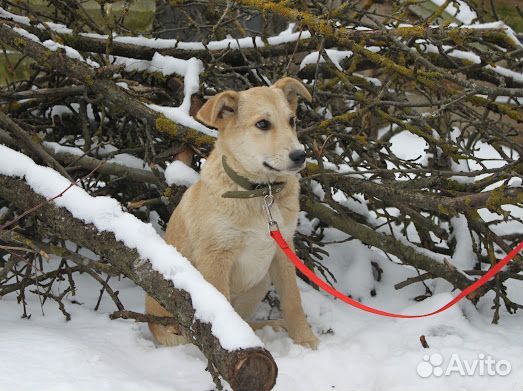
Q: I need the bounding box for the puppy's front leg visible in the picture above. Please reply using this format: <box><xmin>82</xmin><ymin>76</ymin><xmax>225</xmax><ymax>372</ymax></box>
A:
<box><xmin>194</xmin><ymin>248</ymin><xmax>235</xmax><ymax>301</ymax></box>
<box><xmin>269</xmin><ymin>241</ymin><xmax>319</xmax><ymax>349</ymax></box>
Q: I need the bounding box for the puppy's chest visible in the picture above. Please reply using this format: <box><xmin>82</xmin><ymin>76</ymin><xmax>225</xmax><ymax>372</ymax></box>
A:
<box><xmin>230</xmin><ymin>207</ymin><xmax>293</xmax><ymax>293</ymax></box>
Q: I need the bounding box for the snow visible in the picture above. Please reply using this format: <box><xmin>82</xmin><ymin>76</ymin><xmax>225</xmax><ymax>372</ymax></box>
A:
<box><xmin>448</xmin><ymin>126</ymin><xmax>474</xmax><ymax>184</ymax></box>
<box><xmin>0</xmin><ymin>7</ymin><xmax>32</xmax><ymax>25</ymax></box>
<box><xmin>42</xmin><ymin>141</ymin><xmax>85</xmax><ymax>157</ymax></box>
<box><xmin>7</xmin><ymin>24</ymin><xmax>100</xmax><ymax>68</ymax></box>
<box><xmin>478</xmin><ymin>205</ymin><xmax>523</xmax><ymax>238</ymax></box>
<box><xmin>46</xmin><ymin>103</ymin><xmax>95</xmax><ymax>120</ymax></box>
<box><xmin>387</xmin><ymin>131</ymin><xmax>429</xmax><ymax>166</ymax></box>
<box><xmin>179</xmin><ymin>57</ymin><xmax>202</xmax><ymax>113</ymax></box>
<box><xmin>112</xmin><ymin>54</ymin><xmax>205</xmax><ymax>118</ymax></box>
<box><xmin>430</xmin><ymin>0</ymin><xmax>477</xmax><ymax>24</ymax></box>
<box><xmin>0</xmin><ymin>7</ymin><xmax>70</xmax><ymax>33</ymax></box>
<box><xmin>486</xmin><ymin>65</ymin><xmax>523</xmax><ymax>84</ymax></box>
<box><xmin>147</xmin><ymin>103</ymin><xmax>217</xmax><ymax>138</ymax></box>
<box><xmin>450</xmin><ymin>215</ymin><xmax>477</xmax><ymax>270</ymax></box>
<box><xmin>0</xmin><ymin>145</ymin><xmax>261</xmax><ymax>351</ymax></box>
<box><xmin>112</xmin><ymin>30</ymin><xmax>312</xmax><ymax>51</ymax></box>
<box><xmin>113</xmin><ymin>53</ymin><xmax>201</xmax><ymax>79</ymax></box>
<box><xmin>0</xmin><ymin>274</ymin><xmax>216</xmax><ymax>391</ymax></box>
<box><xmin>468</xmin><ymin>140</ymin><xmax>520</xmax><ymax>171</ymax></box>
<box><xmin>300</xmin><ymin>47</ymin><xmax>381</xmax><ymax>70</ymax></box>
<box><xmin>416</xmin><ymin>41</ymin><xmax>523</xmax><ymax>84</ymax></box>
<box><xmin>165</xmin><ymin>160</ymin><xmax>200</xmax><ymax>187</ymax></box>
<box><xmin>113</xmin><ymin>56</ymin><xmax>215</xmax><ymax>136</ymax></box>
<box><xmin>4</xmin><ymin>10</ymin><xmax>215</xmax><ymax>140</ymax></box>
<box><xmin>332</xmin><ymin>191</ymin><xmax>369</xmax><ymax>218</ymax></box>
<box><xmin>110</xmin><ymin>153</ymin><xmax>152</xmax><ymax>171</ymax></box>
<box><xmin>42</xmin><ymin>141</ymin><xmax>152</xmax><ymax>171</ymax></box>
<box><xmin>279</xmin><ymin>23</ymin><xmax>296</xmax><ymax>36</ymax></box>
<box><xmin>341</xmin><ymin>243</ymin><xmax>376</xmax><ymax>298</ymax></box>
<box><xmin>42</xmin><ymin>39</ymin><xmax>100</xmax><ymax>68</ymax></box>
<box><xmin>462</xmin><ymin>21</ymin><xmax>522</xmax><ymax>48</ymax></box>
<box><xmin>300</xmin><ymin>49</ymin><xmax>353</xmax><ymax>70</ymax></box>
<box><xmin>12</xmin><ymin>26</ymin><xmax>40</xmax><ymax>42</ymax></box>
<box><xmin>112</xmin><ymin>53</ymin><xmax>212</xmax><ymax>134</ymax></box>
<box><xmin>298</xmin><ymin>27</ymin><xmax>522</xmax><ymax>85</ymax></box>
<box><xmin>94</xmin><ymin>144</ymin><xmax>153</xmax><ymax>171</ymax></box>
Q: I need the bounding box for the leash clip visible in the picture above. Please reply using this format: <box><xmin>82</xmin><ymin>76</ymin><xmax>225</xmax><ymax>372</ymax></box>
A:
<box><xmin>263</xmin><ymin>184</ymin><xmax>279</xmax><ymax>232</ymax></box>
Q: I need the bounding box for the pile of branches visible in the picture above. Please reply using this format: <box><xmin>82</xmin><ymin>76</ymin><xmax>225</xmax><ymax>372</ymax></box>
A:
<box><xmin>1</xmin><ymin>0</ymin><xmax>522</xmax><ymax>334</ymax></box>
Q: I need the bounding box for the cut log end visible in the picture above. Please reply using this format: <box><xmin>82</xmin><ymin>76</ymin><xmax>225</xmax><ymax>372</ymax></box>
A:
<box><xmin>230</xmin><ymin>349</ymin><xmax>278</xmax><ymax>391</ymax></box>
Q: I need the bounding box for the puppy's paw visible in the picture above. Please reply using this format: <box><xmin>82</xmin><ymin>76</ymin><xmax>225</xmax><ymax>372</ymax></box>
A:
<box><xmin>249</xmin><ymin>319</ymin><xmax>287</xmax><ymax>331</ymax></box>
<box><xmin>289</xmin><ymin>325</ymin><xmax>319</xmax><ymax>350</ymax></box>
<box><xmin>297</xmin><ymin>334</ymin><xmax>320</xmax><ymax>350</ymax></box>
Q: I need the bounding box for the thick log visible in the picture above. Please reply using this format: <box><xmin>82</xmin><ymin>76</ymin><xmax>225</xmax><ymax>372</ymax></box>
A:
<box><xmin>0</xmin><ymin>174</ymin><xmax>277</xmax><ymax>391</ymax></box>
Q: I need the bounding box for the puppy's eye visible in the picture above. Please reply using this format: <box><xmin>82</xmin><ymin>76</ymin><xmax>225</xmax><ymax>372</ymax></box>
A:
<box><xmin>289</xmin><ymin>117</ymin><xmax>296</xmax><ymax>128</ymax></box>
<box><xmin>256</xmin><ymin>120</ymin><xmax>271</xmax><ymax>130</ymax></box>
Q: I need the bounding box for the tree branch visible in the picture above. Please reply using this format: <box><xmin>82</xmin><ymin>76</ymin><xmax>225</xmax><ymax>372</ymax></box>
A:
<box><xmin>0</xmin><ymin>24</ymin><xmax>215</xmax><ymax>149</ymax></box>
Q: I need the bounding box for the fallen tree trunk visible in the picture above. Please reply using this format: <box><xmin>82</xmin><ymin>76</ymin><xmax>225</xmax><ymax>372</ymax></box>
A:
<box><xmin>0</xmin><ymin>174</ymin><xmax>277</xmax><ymax>391</ymax></box>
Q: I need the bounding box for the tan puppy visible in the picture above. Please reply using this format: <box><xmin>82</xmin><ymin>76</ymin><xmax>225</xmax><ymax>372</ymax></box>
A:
<box><xmin>146</xmin><ymin>77</ymin><xmax>319</xmax><ymax>349</ymax></box>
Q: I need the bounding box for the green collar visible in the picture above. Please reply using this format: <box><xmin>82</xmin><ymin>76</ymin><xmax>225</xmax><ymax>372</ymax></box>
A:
<box><xmin>221</xmin><ymin>155</ymin><xmax>285</xmax><ymax>199</ymax></box>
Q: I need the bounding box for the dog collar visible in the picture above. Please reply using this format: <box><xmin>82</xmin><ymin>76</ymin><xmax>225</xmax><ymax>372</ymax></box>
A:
<box><xmin>221</xmin><ymin>155</ymin><xmax>285</xmax><ymax>199</ymax></box>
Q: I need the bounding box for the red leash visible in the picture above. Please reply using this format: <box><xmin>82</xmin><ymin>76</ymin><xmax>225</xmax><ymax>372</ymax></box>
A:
<box><xmin>270</xmin><ymin>227</ymin><xmax>523</xmax><ymax>318</ymax></box>
<box><xmin>261</xmin><ymin>186</ymin><xmax>522</xmax><ymax>318</ymax></box>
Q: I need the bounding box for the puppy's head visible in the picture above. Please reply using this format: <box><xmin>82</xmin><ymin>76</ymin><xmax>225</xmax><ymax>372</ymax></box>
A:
<box><xmin>196</xmin><ymin>77</ymin><xmax>311</xmax><ymax>179</ymax></box>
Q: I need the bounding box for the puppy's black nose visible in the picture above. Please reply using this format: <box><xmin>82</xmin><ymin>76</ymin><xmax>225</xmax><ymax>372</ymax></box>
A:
<box><xmin>289</xmin><ymin>149</ymin><xmax>306</xmax><ymax>164</ymax></box>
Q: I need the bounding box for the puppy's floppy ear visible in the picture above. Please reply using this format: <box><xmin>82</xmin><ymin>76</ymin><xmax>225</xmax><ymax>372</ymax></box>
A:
<box><xmin>196</xmin><ymin>91</ymin><xmax>239</xmax><ymax>129</ymax></box>
<box><xmin>271</xmin><ymin>77</ymin><xmax>312</xmax><ymax>111</ymax></box>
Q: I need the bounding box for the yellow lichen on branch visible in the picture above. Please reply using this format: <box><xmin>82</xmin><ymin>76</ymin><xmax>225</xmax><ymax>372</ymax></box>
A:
<box><xmin>154</xmin><ymin>114</ymin><xmax>216</xmax><ymax>147</ymax></box>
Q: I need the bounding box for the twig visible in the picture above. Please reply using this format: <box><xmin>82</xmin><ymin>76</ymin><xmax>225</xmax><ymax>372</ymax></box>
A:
<box><xmin>109</xmin><ymin>310</ymin><xmax>179</xmax><ymax>326</ymax></box>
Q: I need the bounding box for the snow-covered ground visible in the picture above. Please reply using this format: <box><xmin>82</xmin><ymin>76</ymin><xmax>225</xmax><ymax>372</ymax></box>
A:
<box><xmin>1</xmin><ymin>226</ymin><xmax>522</xmax><ymax>391</ymax></box>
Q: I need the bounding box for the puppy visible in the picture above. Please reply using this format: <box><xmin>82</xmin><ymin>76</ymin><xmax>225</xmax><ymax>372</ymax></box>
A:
<box><xmin>146</xmin><ymin>77</ymin><xmax>319</xmax><ymax>349</ymax></box>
